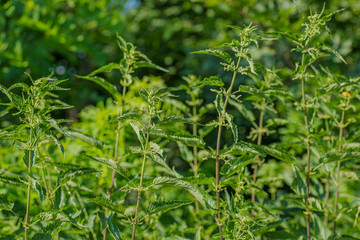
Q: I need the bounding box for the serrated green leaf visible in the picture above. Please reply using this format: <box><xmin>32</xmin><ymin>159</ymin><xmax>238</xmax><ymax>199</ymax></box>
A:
<box><xmin>44</xmin><ymin>116</ymin><xmax>69</xmax><ymax>137</ymax></box>
<box><xmin>77</xmin><ymin>75</ymin><xmax>121</xmax><ymax>101</ymax></box>
<box><xmin>88</xmin><ymin>63</ymin><xmax>121</xmax><ymax>76</ymax></box>
<box><xmin>192</xmin><ymin>49</ymin><xmax>232</xmax><ymax>64</ymax></box>
<box><xmin>58</xmin><ymin>168</ymin><xmax>99</xmax><ymax>185</ymax></box>
<box><xmin>220</xmin><ymin>154</ymin><xmax>255</xmax><ymax>176</ymax></box>
<box><xmin>176</xmin><ymin>142</ymin><xmax>194</xmax><ymax>162</ymax></box>
<box><xmin>159</xmin><ymin>115</ymin><xmax>200</xmax><ymax>125</ymax></box>
<box><xmin>228</xmin><ymin>98</ymin><xmax>255</xmax><ymax>122</ymax></box>
<box><xmin>153</xmin><ymin>177</ymin><xmax>216</xmax><ymax>209</ymax></box>
<box><xmin>46</xmin><ymin>132</ymin><xmax>65</xmax><ymax>158</ymax></box>
<box><xmin>130</xmin><ymin>122</ymin><xmax>146</xmax><ymax>148</ymax></box>
<box><xmin>225</xmin><ymin>113</ymin><xmax>238</xmax><ymax>142</ymax></box>
<box><xmin>258</xmin><ymin>145</ymin><xmax>296</xmax><ymax>163</ymax></box>
<box><xmin>67</xmin><ymin>130</ymin><xmax>104</xmax><ymax>149</ymax></box>
<box><xmin>321</xmin><ymin>151</ymin><xmax>360</xmax><ymax>163</ymax></box>
<box><xmin>108</xmin><ymin>111</ymin><xmax>140</xmax><ymax>122</ymax></box>
<box><xmin>0</xmin><ymin>176</ymin><xmax>25</xmax><ymax>186</ymax></box>
<box><xmin>133</xmin><ymin>61</ymin><xmax>168</xmax><ymax>72</ymax></box>
<box><xmin>196</xmin><ymin>76</ymin><xmax>224</xmax><ymax>88</ymax></box>
<box><xmin>88</xmin><ymin>197</ymin><xmax>125</xmax><ymax>215</ymax></box>
<box><xmin>150</xmin><ymin>129</ymin><xmax>205</xmax><ymax>148</ymax></box>
<box><xmin>107</xmin><ymin>214</ymin><xmax>122</xmax><ymax>240</ymax></box>
<box><xmin>230</xmin><ymin>141</ymin><xmax>266</xmax><ymax>157</ymax></box>
<box><xmin>146</xmin><ymin>200</ymin><xmax>192</xmax><ymax>215</ymax></box>
<box><xmin>317</xmin><ymin>82</ymin><xmax>357</xmax><ymax>96</ymax></box>
<box><xmin>0</xmin><ymin>194</ymin><xmax>14</xmax><ymax>212</ymax></box>
<box><xmin>23</xmin><ymin>150</ymin><xmax>36</xmax><ymax>168</ymax></box>
<box><xmin>86</xmin><ymin>155</ymin><xmax>128</xmax><ymax>178</ymax></box>
<box><xmin>33</xmin><ymin>210</ymin><xmax>82</xmax><ymax>226</ymax></box>
<box><xmin>318</xmin><ymin>43</ymin><xmax>347</xmax><ymax>64</ymax></box>
<box><xmin>215</xmin><ymin>93</ymin><xmax>224</xmax><ymax>113</ymax></box>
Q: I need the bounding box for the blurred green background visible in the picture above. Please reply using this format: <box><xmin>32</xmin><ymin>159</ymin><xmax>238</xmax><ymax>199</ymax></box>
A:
<box><xmin>1</xmin><ymin>0</ymin><xmax>360</xmax><ymax>114</ymax></box>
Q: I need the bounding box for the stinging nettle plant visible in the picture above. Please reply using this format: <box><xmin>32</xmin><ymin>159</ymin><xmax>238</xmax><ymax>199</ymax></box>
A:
<box><xmin>193</xmin><ymin>23</ymin><xmax>296</xmax><ymax>239</ymax></box>
<box><xmin>269</xmin><ymin>6</ymin><xmax>347</xmax><ymax>239</ymax></box>
<box><xmin>0</xmin><ymin>75</ymin><xmax>80</xmax><ymax>239</ymax></box>
<box><xmin>77</xmin><ymin>35</ymin><xmax>168</xmax><ymax>240</ymax></box>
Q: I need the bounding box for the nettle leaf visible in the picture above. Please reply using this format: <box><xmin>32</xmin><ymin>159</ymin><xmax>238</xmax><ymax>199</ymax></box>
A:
<box><xmin>150</xmin><ymin>129</ymin><xmax>205</xmax><ymax>148</ymax></box>
<box><xmin>109</xmin><ymin>111</ymin><xmax>140</xmax><ymax>122</ymax></box>
<box><xmin>321</xmin><ymin>151</ymin><xmax>360</xmax><ymax>163</ymax></box>
<box><xmin>264</xmin><ymin>88</ymin><xmax>292</xmax><ymax>99</ymax></box>
<box><xmin>196</xmin><ymin>76</ymin><xmax>224</xmax><ymax>88</ymax></box>
<box><xmin>230</xmin><ymin>141</ymin><xmax>266</xmax><ymax>157</ymax></box>
<box><xmin>221</xmin><ymin>154</ymin><xmax>255</xmax><ymax>176</ymax></box>
<box><xmin>179</xmin><ymin>174</ymin><xmax>215</xmax><ymax>185</ymax></box>
<box><xmin>0</xmin><ymin>176</ymin><xmax>25</xmax><ymax>186</ymax></box>
<box><xmin>148</xmin><ymin>142</ymin><xmax>181</xmax><ymax>178</ymax></box>
<box><xmin>225</xmin><ymin>113</ymin><xmax>238</xmax><ymax>142</ymax></box>
<box><xmin>318</xmin><ymin>43</ymin><xmax>347</xmax><ymax>64</ymax></box>
<box><xmin>86</xmin><ymin>155</ymin><xmax>129</xmax><ymax>178</ymax></box>
<box><xmin>67</xmin><ymin>130</ymin><xmax>104</xmax><ymax>149</ymax></box>
<box><xmin>153</xmin><ymin>176</ymin><xmax>216</xmax><ymax>209</ymax></box>
<box><xmin>88</xmin><ymin>196</ymin><xmax>126</xmax><ymax>215</ymax></box>
<box><xmin>33</xmin><ymin>210</ymin><xmax>82</xmax><ymax>227</ymax></box>
<box><xmin>0</xmin><ymin>193</ymin><xmax>14</xmax><ymax>212</ymax></box>
<box><xmin>258</xmin><ymin>145</ymin><xmax>296</xmax><ymax>163</ymax></box>
<box><xmin>176</xmin><ymin>142</ymin><xmax>194</xmax><ymax>162</ymax></box>
<box><xmin>130</xmin><ymin>122</ymin><xmax>146</xmax><ymax>148</ymax></box>
<box><xmin>228</xmin><ymin>98</ymin><xmax>255</xmax><ymax>122</ymax></box>
<box><xmin>133</xmin><ymin>61</ymin><xmax>168</xmax><ymax>72</ymax></box>
<box><xmin>46</xmin><ymin>132</ymin><xmax>65</xmax><ymax>157</ymax></box>
<box><xmin>23</xmin><ymin>150</ymin><xmax>36</xmax><ymax>168</ymax></box>
<box><xmin>54</xmin><ymin>187</ymin><xmax>65</xmax><ymax>210</ymax></box>
<box><xmin>239</xmin><ymin>85</ymin><xmax>269</xmax><ymax>101</ymax></box>
<box><xmin>44</xmin><ymin>116</ymin><xmax>69</xmax><ymax>137</ymax></box>
<box><xmin>291</xmin><ymin>165</ymin><xmax>306</xmax><ymax>197</ymax></box>
<box><xmin>57</xmin><ymin>168</ymin><xmax>99</xmax><ymax>185</ymax></box>
<box><xmin>159</xmin><ymin>115</ymin><xmax>200</xmax><ymax>125</ymax></box>
<box><xmin>244</xmin><ymin>53</ymin><xmax>256</xmax><ymax>74</ymax></box>
<box><xmin>265</xmin><ymin>31</ymin><xmax>300</xmax><ymax>44</ymax></box>
<box><xmin>77</xmin><ymin>75</ymin><xmax>121</xmax><ymax>101</ymax></box>
<box><xmin>215</xmin><ymin>93</ymin><xmax>224</xmax><ymax>113</ymax></box>
<box><xmin>33</xmin><ymin>232</ymin><xmax>52</xmax><ymax>240</ymax></box>
<box><xmin>192</xmin><ymin>49</ymin><xmax>232</xmax><ymax>64</ymax></box>
<box><xmin>317</xmin><ymin>82</ymin><xmax>357</xmax><ymax>96</ymax></box>
<box><xmin>146</xmin><ymin>200</ymin><xmax>192</xmax><ymax>215</ymax></box>
<box><xmin>107</xmin><ymin>214</ymin><xmax>123</xmax><ymax>240</ymax></box>
<box><xmin>88</xmin><ymin>62</ymin><xmax>121</xmax><ymax>76</ymax></box>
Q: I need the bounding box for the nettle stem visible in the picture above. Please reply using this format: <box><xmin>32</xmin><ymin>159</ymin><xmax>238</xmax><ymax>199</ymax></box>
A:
<box><xmin>251</xmin><ymin>98</ymin><xmax>265</xmax><ymax>217</ymax></box>
<box><xmin>192</xmin><ymin>103</ymin><xmax>199</xmax><ymax>213</ymax></box>
<box><xmin>24</xmin><ymin>126</ymin><xmax>34</xmax><ymax>240</ymax></box>
<box><xmin>300</xmin><ymin>53</ymin><xmax>311</xmax><ymax>240</ymax></box>
<box><xmin>131</xmin><ymin>117</ymin><xmax>152</xmax><ymax>240</ymax></box>
<box><xmin>103</xmin><ymin>86</ymin><xmax>126</xmax><ymax>240</ymax></box>
<box><xmin>334</xmin><ymin>105</ymin><xmax>346</xmax><ymax>234</ymax></box>
<box><xmin>215</xmin><ymin>50</ymin><xmax>242</xmax><ymax>238</ymax></box>
<box><xmin>324</xmin><ymin>118</ymin><xmax>331</xmax><ymax>227</ymax></box>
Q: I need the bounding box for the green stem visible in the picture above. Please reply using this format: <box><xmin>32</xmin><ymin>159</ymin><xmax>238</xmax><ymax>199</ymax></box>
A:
<box><xmin>24</xmin><ymin>126</ymin><xmax>33</xmax><ymax>240</ymax></box>
<box><xmin>103</xmin><ymin>86</ymin><xmax>126</xmax><ymax>240</ymax></box>
<box><xmin>251</xmin><ymin>98</ymin><xmax>265</xmax><ymax>217</ymax></box>
<box><xmin>215</xmin><ymin>48</ymin><xmax>243</xmax><ymax>239</ymax></box>
<box><xmin>131</xmin><ymin>116</ymin><xmax>151</xmax><ymax>240</ymax></box>
<box><xmin>334</xmin><ymin>105</ymin><xmax>346</xmax><ymax>234</ymax></box>
<box><xmin>192</xmin><ymin>101</ymin><xmax>199</xmax><ymax>213</ymax></box>
<box><xmin>324</xmin><ymin>118</ymin><xmax>331</xmax><ymax>227</ymax></box>
<box><xmin>300</xmin><ymin>53</ymin><xmax>311</xmax><ymax>240</ymax></box>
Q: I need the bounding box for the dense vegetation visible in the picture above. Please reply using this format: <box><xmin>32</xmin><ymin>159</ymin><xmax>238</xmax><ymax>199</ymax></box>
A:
<box><xmin>1</xmin><ymin>1</ymin><xmax>360</xmax><ymax>239</ymax></box>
